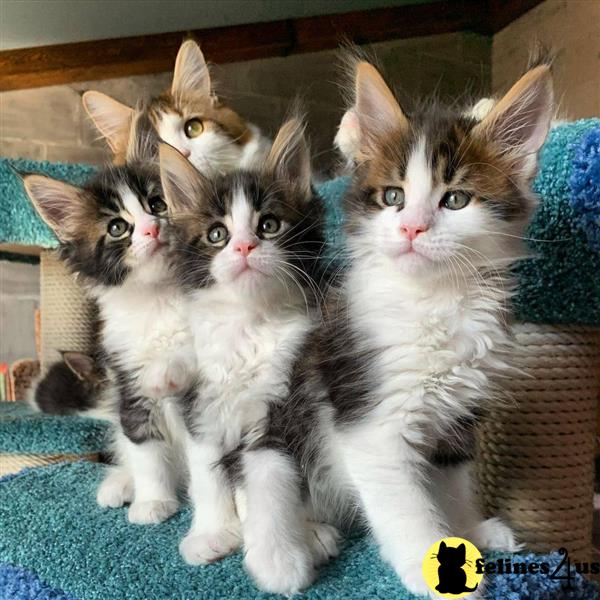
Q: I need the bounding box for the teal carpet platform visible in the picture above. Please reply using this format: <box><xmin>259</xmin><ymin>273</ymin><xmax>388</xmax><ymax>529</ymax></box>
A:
<box><xmin>0</xmin><ymin>462</ymin><xmax>597</xmax><ymax>600</ymax></box>
<box><xmin>0</xmin><ymin>401</ymin><xmax>108</xmax><ymax>456</ymax></box>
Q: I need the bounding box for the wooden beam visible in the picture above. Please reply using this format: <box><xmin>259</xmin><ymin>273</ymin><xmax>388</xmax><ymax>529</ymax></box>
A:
<box><xmin>0</xmin><ymin>1</ymin><xmax>543</xmax><ymax>91</ymax></box>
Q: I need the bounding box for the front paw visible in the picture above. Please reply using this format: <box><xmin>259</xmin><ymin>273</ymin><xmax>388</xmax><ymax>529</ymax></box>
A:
<box><xmin>395</xmin><ymin>559</ymin><xmax>437</xmax><ymax>599</ymax></box>
<box><xmin>127</xmin><ymin>499</ymin><xmax>179</xmax><ymax>524</ymax></box>
<box><xmin>179</xmin><ymin>528</ymin><xmax>242</xmax><ymax>565</ymax></box>
<box><xmin>307</xmin><ymin>521</ymin><xmax>341</xmax><ymax>567</ymax></box>
<box><xmin>97</xmin><ymin>469</ymin><xmax>134</xmax><ymax>508</ymax></box>
<box><xmin>139</xmin><ymin>358</ymin><xmax>193</xmax><ymax>399</ymax></box>
<box><xmin>244</xmin><ymin>540</ymin><xmax>315</xmax><ymax>595</ymax></box>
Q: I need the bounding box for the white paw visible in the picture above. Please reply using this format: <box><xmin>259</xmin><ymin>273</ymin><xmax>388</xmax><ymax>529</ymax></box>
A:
<box><xmin>179</xmin><ymin>528</ymin><xmax>242</xmax><ymax>565</ymax></box>
<box><xmin>127</xmin><ymin>499</ymin><xmax>179</xmax><ymax>524</ymax></box>
<box><xmin>96</xmin><ymin>470</ymin><xmax>134</xmax><ymax>508</ymax></box>
<box><xmin>244</xmin><ymin>539</ymin><xmax>315</xmax><ymax>595</ymax></box>
<box><xmin>471</xmin><ymin>517</ymin><xmax>522</xmax><ymax>551</ymax></box>
<box><xmin>307</xmin><ymin>521</ymin><xmax>341</xmax><ymax>567</ymax></box>
<box><xmin>396</xmin><ymin>561</ymin><xmax>435</xmax><ymax>598</ymax></box>
<box><xmin>139</xmin><ymin>357</ymin><xmax>193</xmax><ymax>399</ymax></box>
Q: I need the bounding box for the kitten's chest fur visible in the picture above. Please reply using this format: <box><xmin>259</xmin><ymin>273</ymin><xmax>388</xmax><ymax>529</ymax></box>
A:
<box><xmin>96</xmin><ymin>281</ymin><xmax>191</xmax><ymax>370</ymax></box>
<box><xmin>347</xmin><ymin>266</ymin><xmax>510</xmax><ymax>435</ymax></box>
<box><xmin>188</xmin><ymin>293</ymin><xmax>313</xmax><ymax>447</ymax></box>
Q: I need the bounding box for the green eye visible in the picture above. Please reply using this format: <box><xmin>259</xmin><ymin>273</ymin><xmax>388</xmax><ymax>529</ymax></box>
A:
<box><xmin>259</xmin><ymin>215</ymin><xmax>281</xmax><ymax>236</ymax></box>
<box><xmin>441</xmin><ymin>191</ymin><xmax>471</xmax><ymax>210</ymax></box>
<box><xmin>383</xmin><ymin>187</ymin><xmax>405</xmax><ymax>208</ymax></box>
<box><xmin>107</xmin><ymin>218</ymin><xmax>128</xmax><ymax>238</ymax></box>
<box><xmin>148</xmin><ymin>197</ymin><xmax>167</xmax><ymax>215</ymax></box>
<box><xmin>208</xmin><ymin>224</ymin><xmax>228</xmax><ymax>244</ymax></box>
<box><xmin>184</xmin><ymin>118</ymin><xmax>204</xmax><ymax>139</ymax></box>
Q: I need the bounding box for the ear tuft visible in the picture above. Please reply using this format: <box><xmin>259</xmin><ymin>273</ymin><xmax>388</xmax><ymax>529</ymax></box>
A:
<box><xmin>474</xmin><ymin>65</ymin><xmax>554</xmax><ymax>176</ymax></box>
<box><xmin>22</xmin><ymin>175</ymin><xmax>84</xmax><ymax>241</ymax></box>
<box><xmin>171</xmin><ymin>40</ymin><xmax>211</xmax><ymax>98</ymax></box>
<box><xmin>353</xmin><ymin>61</ymin><xmax>409</xmax><ymax>156</ymax></box>
<box><xmin>265</xmin><ymin>118</ymin><xmax>311</xmax><ymax>196</ymax></box>
<box><xmin>82</xmin><ymin>91</ymin><xmax>134</xmax><ymax>156</ymax></box>
<box><xmin>159</xmin><ymin>143</ymin><xmax>204</xmax><ymax>213</ymax></box>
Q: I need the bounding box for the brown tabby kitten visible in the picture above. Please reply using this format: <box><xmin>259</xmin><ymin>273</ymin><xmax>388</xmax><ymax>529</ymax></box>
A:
<box><xmin>83</xmin><ymin>39</ymin><xmax>270</xmax><ymax>173</ymax></box>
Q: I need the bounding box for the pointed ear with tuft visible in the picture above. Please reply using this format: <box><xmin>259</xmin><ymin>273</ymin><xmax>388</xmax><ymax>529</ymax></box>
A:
<box><xmin>159</xmin><ymin>143</ymin><xmax>206</xmax><ymax>214</ymax></box>
<box><xmin>22</xmin><ymin>175</ymin><xmax>86</xmax><ymax>242</ymax></box>
<box><xmin>473</xmin><ymin>65</ymin><xmax>554</xmax><ymax>177</ymax></box>
<box><xmin>264</xmin><ymin>118</ymin><xmax>311</xmax><ymax>196</ymax></box>
<box><xmin>82</xmin><ymin>91</ymin><xmax>134</xmax><ymax>157</ymax></box>
<box><xmin>171</xmin><ymin>40</ymin><xmax>211</xmax><ymax>97</ymax></box>
<box><xmin>353</xmin><ymin>61</ymin><xmax>409</xmax><ymax>157</ymax></box>
<box><xmin>62</xmin><ymin>351</ymin><xmax>96</xmax><ymax>381</ymax></box>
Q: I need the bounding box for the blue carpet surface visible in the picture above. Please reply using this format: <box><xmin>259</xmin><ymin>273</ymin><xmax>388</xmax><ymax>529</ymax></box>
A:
<box><xmin>0</xmin><ymin>462</ymin><xmax>597</xmax><ymax>599</ymax></box>
<box><xmin>0</xmin><ymin>402</ymin><xmax>108</xmax><ymax>455</ymax></box>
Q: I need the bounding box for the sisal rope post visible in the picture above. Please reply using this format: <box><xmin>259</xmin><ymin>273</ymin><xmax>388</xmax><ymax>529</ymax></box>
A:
<box><xmin>477</xmin><ymin>324</ymin><xmax>600</xmax><ymax>562</ymax></box>
<box><xmin>40</xmin><ymin>250</ymin><xmax>95</xmax><ymax>372</ymax></box>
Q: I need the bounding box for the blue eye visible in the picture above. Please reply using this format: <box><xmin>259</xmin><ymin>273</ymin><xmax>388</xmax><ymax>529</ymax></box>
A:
<box><xmin>440</xmin><ymin>191</ymin><xmax>470</xmax><ymax>210</ymax></box>
<box><xmin>383</xmin><ymin>187</ymin><xmax>405</xmax><ymax>208</ymax></box>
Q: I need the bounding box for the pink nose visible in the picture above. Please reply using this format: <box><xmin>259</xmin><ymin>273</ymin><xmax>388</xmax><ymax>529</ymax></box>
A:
<box><xmin>141</xmin><ymin>223</ymin><xmax>159</xmax><ymax>239</ymax></box>
<box><xmin>401</xmin><ymin>224</ymin><xmax>428</xmax><ymax>241</ymax></box>
<box><xmin>234</xmin><ymin>241</ymin><xmax>257</xmax><ymax>257</ymax></box>
<box><xmin>178</xmin><ymin>148</ymin><xmax>191</xmax><ymax>158</ymax></box>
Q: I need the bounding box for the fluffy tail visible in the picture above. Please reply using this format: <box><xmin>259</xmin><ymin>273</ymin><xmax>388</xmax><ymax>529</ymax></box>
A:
<box><xmin>27</xmin><ymin>352</ymin><xmax>116</xmax><ymax>422</ymax></box>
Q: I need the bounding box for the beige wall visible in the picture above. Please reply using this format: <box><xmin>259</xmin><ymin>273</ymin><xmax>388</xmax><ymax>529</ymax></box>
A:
<box><xmin>0</xmin><ymin>32</ymin><xmax>490</xmax><ymax>173</ymax></box>
<box><xmin>492</xmin><ymin>0</ymin><xmax>600</xmax><ymax>119</ymax></box>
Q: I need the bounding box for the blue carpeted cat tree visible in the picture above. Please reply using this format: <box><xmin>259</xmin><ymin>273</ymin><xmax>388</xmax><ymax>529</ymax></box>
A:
<box><xmin>1</xmin><ymin>119</ymin><xmax>599</xmax><ymax>599</ymax></box>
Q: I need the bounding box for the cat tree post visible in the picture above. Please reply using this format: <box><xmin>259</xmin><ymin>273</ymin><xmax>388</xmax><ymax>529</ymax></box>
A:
<box><xmin>40</xmin><ymin>250</ymin><xmax>95</xmax><ymax>372</ymax></box>
<box><xmin>477</xmin><ymin>324</ymin><xmax>600</xmax><ymax>563</ymax></box>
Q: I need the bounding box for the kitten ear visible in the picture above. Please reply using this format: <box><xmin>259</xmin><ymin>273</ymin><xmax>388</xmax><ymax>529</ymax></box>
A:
<box><xmin>62</xmin><ymin>351</ymin><xmax>96</xmax><ymax>381</ymax></box>
<box><xmin>265</xmin><ymin>118</ymin><xmax>311</xmax><ymax>196</ymax></box>
<box><xmin>353</xmin><ymin>62</ymin><xmax>409</xmax><ymax>156</ymax></box>
<box><xmin>172</xmin><ymin>40</ymin><xmax>211</xmax><ymax>97</ymax></box>
<box><xmin>82</xmin><ymin>91</ymin><xmax>134</xmax><ymax>156</ymax></box>
<box><xmin>473</xmin><ymin>65</ymin><xmax>553</xmax><ymax>177</ymax></box>
<box><xmin>159</xmin><ymin>142</ymin><xmax>205</xmax><ymax>213</ymax></box>
<box><xmin>126</xmin><ymin>110</ymin><xmax>159</xmax><ymax>164</ymax></box>
<box><xmin>439</xmin><ymin>541</ymin><xmax>447</xmax><ymax>550</ymax></box>
<box><xmin>22</xmin><ymin>175</ymin><xmax>85</xmax><ymax>241</ymax></box>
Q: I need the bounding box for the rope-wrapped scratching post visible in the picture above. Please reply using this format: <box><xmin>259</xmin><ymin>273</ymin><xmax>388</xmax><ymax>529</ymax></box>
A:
<box><xmin>477</xmin><ymin>324</ymin><xmax>600</xmax><ymax>561</ymax></box>
<box><xmin>40</xmin><ymin>250</ymin><xmax>95</xmax><ymax>372</ymax></box>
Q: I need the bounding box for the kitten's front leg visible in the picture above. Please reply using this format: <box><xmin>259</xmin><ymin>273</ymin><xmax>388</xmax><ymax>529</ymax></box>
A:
<box><xmin>179</xmin><ymin>438</ymin><xmax>242</xmax><ymax>565</ymax></box>
<box><xmin>241</xmin><ymin>448</ymin><xmax>321</xmax><ymax>595</ymax></box>
<box><xmin>122</xmin><ymin>436</ymin><xmax>179</xmax><ymax>524</ymax></box>
<box><xmin>338</xmin><ymin>424</ymin><xmax>450</xmax><ymax>599</ymax></box>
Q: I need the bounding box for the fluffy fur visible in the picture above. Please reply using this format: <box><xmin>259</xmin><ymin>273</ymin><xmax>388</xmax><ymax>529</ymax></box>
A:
<box><xmin>22</xmin><ymin>119</ymin><xmax>195</xmax><ymax>526</ymax></box>
<box><xmin>262</xmin><ymin>60</ymin><xmax>554</xmax><ymax>598</ymax></box>
<box><xmin>83</xmin><ymin>39</ymin><xmax>270</xmax><ymax>173</ymax></box>
<box><xmin>159</xmin><ymin>119</ymin><xmax>338</xmax><ymax>594</ymax></box>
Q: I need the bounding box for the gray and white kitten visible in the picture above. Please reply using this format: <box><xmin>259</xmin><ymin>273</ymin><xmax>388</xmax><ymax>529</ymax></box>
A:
<box><xmin>159</xmin><ymin>119</ymin><xmax>338</xmax><ymax>595</ymax></box>
<box><xmin>24</xmin><ymin>115</ymin><xmax>195</xmax><ymax>525</ymax></box>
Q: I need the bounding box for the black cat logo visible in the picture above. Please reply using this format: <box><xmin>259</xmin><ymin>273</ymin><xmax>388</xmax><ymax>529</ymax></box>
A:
<box><xmin>435</xmin><ymin>541</ymin><xmax>479</xmax><ymax>595</ymax></box>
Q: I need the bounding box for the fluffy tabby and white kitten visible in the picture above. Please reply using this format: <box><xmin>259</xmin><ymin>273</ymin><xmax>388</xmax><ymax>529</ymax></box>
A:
<box><xmin>159</xmin><ymin>119</ymin><xmax>338</xmax><ymax>594</ymax></box>
<box><xmin>83</xmin><ymin>40</ymin><xmax>270</xmax><ymax>173</ymax></box>
<box><xmin>23</xmin><ymin>115</ymin><xmax>194</xmax><ymax>526</ymax></box>
<box><xmin>263</xmin><ymin>61</ymin><xmax>554</xmax><ymax>598</ymax></box>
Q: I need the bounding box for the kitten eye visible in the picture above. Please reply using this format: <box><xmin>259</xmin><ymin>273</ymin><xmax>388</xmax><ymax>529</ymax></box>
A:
<box><xmin>258</xmin><ymin>215</ymin><xmax>281</xmax><ymax>237</ymax></box>
<box><xmin>184</xmin><ymin>118</ymin><xmax>204</xmax><ymax>139</ymax></box>
<box><xmin>440</xmin><ymin>191</ymin><xmax>471</xmax><ymax>210</ymax></box>
<box><xmin>148</xmin><ymin>197</ymin><xmax>167</xmax><ymax>215</ymax></box>
<box><xmin>207</xmin><ymin>224</ymin><xmax>228</xmax><ymax>245</ymax></box>
<box><xmin>107</xmin><ymin>218</ymin><xmax>128</xmax><ymax>238</ymax></box>
<box><xmin>383</xmin><ymin>187</ymin><xmax>405</xmax><ymax>208</ymax></box>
